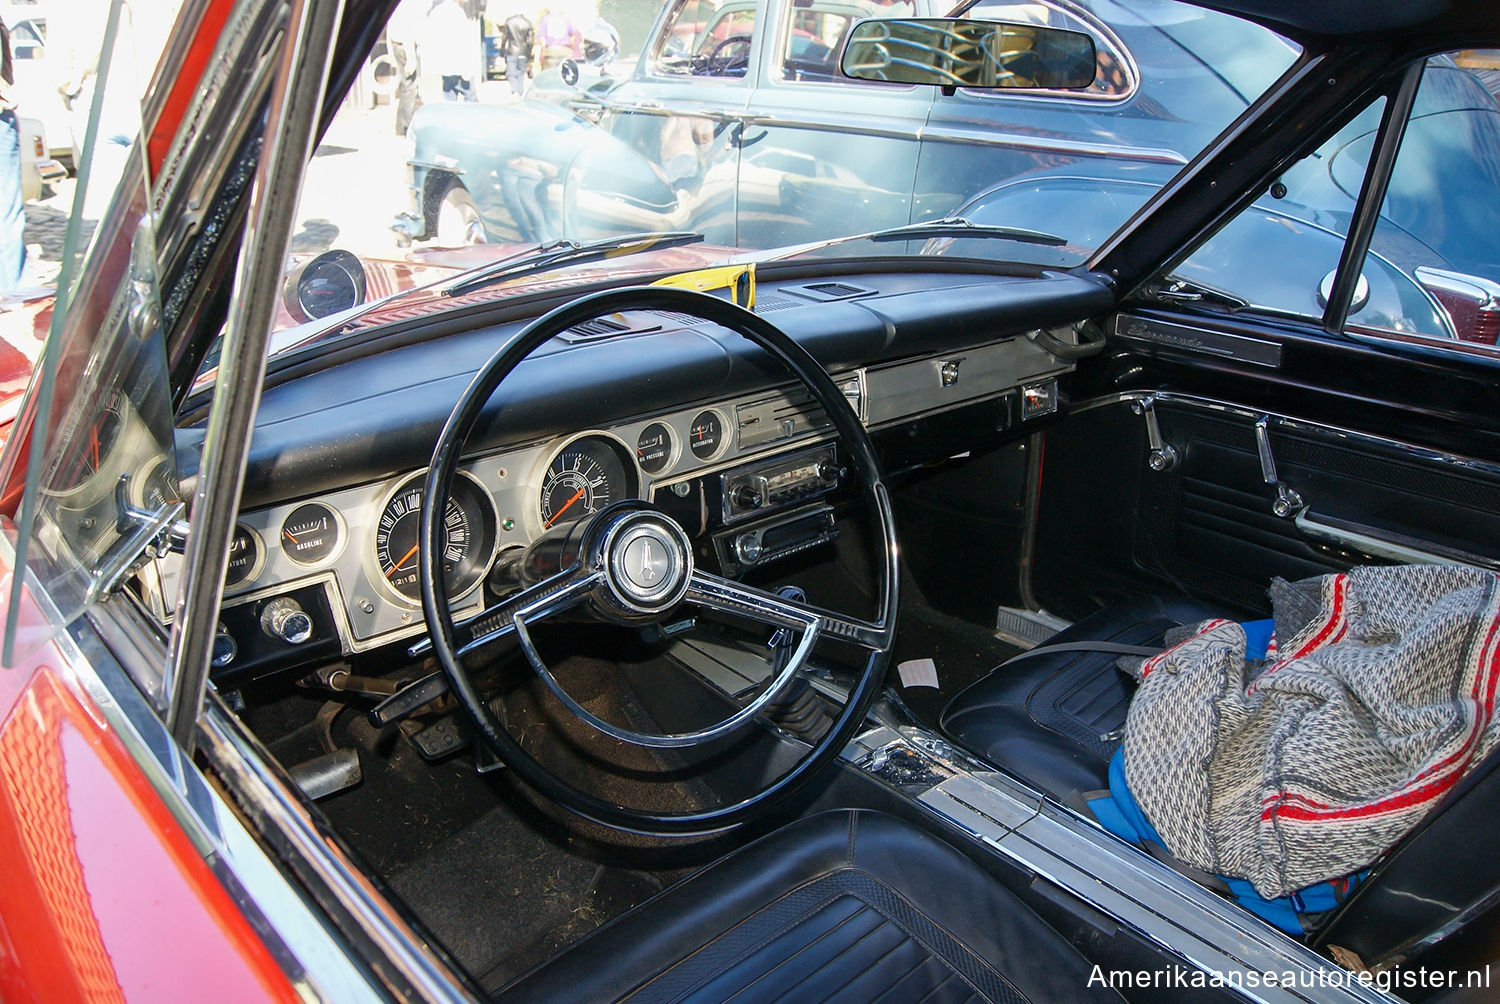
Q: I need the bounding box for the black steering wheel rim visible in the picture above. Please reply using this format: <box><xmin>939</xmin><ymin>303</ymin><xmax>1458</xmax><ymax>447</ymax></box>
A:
<box><xmin>420</xmin><ymin>286</ymin><xmax>899</xmax><ymax>833</ymax></box>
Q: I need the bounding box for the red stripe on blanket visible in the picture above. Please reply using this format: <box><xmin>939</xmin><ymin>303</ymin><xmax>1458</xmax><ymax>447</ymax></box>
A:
<box><xmin>1261</xmin><ymin>595</ymin><xmax>1500</xmax><ymax>824</ymax></box>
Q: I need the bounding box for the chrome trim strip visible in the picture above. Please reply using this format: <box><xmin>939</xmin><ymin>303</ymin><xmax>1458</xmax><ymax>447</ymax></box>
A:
<box><xmin>1071</xmin><ymin>391</ymin><xmax>1500</xmax><ymax>483</ymax></box>
<box><xmin>166</xmin><ymin>0</ymin><xmax>346</xmax><ymax>745</ymax></box>
<box><xmin>1295</xmin><ymin>511</ymin><xmax>1497</xmax><ymax>572</ymax></box>
<box><xmin>198</xmin><ymin>698</ymin><xmax>477</xmax><ymax>1003</ymax></box>
<box><xmin>845</xmin><ymin>728</ymin><xmax>1389</xmax><ymax>1003</ymax></box>
<box><xmin>913</xmin><ymin>124</ymin><xmax>1188</xmax><ymax>164</ymax></box>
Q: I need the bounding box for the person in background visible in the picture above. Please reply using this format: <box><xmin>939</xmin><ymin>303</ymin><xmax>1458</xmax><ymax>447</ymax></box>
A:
<box><xmin>426</xmin><ymin>0</ymin><xmax>479</xmax><ymax>101</ymax></box>
<box><xmin>387</xmin><ymin>0</ymin><xmax>426</xmax><ymax>133</ymax></box>
<box><xmin>0</xmin><ymin>16</ymin><xmax>23</xmax><ymax>295</ymax></box>
<box><xmin>537</xmin><ymin>7</ymin><xmax>580</xmax><ymax>69</ymax></box>
<box><xmin>501</xmin><ymin>12</ymin><xmax>534</xmax><ymax>97</ymax></box>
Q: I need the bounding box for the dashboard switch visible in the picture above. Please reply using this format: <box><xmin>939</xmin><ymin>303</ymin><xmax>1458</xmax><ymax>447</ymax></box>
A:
<box><xmin>261</xmin><ymin>597</ymin><xmax>314</xmax><ymax>645</ymax></box>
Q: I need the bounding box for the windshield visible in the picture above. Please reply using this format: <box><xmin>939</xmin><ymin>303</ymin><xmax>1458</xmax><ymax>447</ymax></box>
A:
<box><xmin>266</xmin><ymin>0</ymin><xmax>1297</xmax><ymax>355</ymax></box>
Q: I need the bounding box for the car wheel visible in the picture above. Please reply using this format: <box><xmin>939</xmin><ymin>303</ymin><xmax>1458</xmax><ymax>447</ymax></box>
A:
<box><xmin>435</xmin><ymin>184</ymin><xmax>487</xmax><ymax>246</ymax></box>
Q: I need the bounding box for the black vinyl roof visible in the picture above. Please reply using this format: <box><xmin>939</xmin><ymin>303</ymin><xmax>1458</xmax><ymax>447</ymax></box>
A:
<box><xmin>1196</xmin><ymin>0</ymin><xmax>1499</xmax><ymax>48</ymax></box>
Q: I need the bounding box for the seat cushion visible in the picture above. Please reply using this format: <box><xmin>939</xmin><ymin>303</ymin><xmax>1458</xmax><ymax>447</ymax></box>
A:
<box><xmin>502</xmin><ymin>809</ymin><xmax>1123</xmax><ymax>1003</ymax></box>
<box><xmin>940</xmin><ymin>596</ymin><xmax>1222</xmax><ymax>800</ymax></box>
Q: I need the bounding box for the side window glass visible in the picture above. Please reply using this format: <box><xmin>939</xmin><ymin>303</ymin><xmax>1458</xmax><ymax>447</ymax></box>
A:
<box><xmin>1353</xmin><ymin>51</ymin><xmax>1500</xmax><ymax>350</ymax></box>
<box><xmin>1162</xmin><ymin>97</ymin><xmax>1457</xmax><ymax>338</ymax></box>
<box><xmin>652</xmin><ymin>0</ymin><xmax>758</xmax><ymax>78</ymax></box>
<box><xmin>778</xmin><ymin>0</ymin><xmax>914</xmax><ymax>83</ymax></box>
<box><xmin>962</xmin><ymin>0</ymin><xmax>1134</xmax><ymax>98</ymax></box>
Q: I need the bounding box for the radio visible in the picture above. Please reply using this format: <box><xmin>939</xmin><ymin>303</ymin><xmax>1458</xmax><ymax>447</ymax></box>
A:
<box><xmin>714</xmin><ymin>504</ymin><xmax>838</xmax><ymax>574</ymax></box>
<box><xmin>721</xmin><ymin>444</ymin><xmax>843</xmax><ymax>522</ymax></box>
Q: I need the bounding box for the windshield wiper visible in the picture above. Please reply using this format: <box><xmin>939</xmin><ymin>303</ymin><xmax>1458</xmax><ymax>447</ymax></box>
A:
<box><xmin>443</xmin><ymin>231</ymin><xmax>706</xmax><ymax>298</ymax></box>
<box><xmin>862</xmin><ymin>216</ymin><xmax>1069</xmax><ymax>247</ymax></box>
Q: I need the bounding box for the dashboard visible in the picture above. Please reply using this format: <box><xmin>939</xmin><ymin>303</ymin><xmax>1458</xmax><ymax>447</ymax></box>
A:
<box><xmin>148</xmin><ymin>271</ymin><xmax>1110</xmax><ymax>686</ymax></box>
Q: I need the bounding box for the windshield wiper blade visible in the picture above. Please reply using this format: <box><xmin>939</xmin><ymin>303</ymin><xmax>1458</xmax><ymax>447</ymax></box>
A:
<box><xmin>442</xmin><ymin>231</ymin><xmax>706</xmax><ymax>298</ymax></box>
<box><xmin>863</xmin><ymin>216</ymin><xmax>1069</xmax><ymax>247</ymax></box>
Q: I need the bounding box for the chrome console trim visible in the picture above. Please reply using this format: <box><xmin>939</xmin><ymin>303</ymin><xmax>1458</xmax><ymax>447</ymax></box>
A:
<box><xmin>843</xmin><ymin>727</ymin><xmax>1391</xmax><ymax>1004</ymax></box>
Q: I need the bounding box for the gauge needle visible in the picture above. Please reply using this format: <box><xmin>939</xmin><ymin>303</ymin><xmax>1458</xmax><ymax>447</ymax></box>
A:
<box><xmin>544</xmin><ymin>487</ymin><xmax>587</xmax><ymax>528</ymax></box>
<box><xmin>89</xmin><ymin>426</ymin><xmax>100</xmax><ymax>469</ymax></box>
<box><xmin>283</xmin><ymin>528</ymin><xmax>300</xmax><ymax>543</ymax></box>
<box><xmin>386</xmin><ymin>543</ymin><xmax>421</xmax><ymax>579</ymax></box>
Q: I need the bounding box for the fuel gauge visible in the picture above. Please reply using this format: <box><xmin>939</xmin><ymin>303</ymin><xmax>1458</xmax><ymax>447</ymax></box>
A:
<box><xmin>280</xmin><ymin>502</ymin><xmax>342</xmax><ymax>565</ymax></box>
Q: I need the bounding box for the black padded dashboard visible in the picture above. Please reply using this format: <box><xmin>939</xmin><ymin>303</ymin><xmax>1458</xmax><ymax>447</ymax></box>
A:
<box><xmin>197</xmin><ymin>270</ymin><xmax>1110</xmax><ymax>509</ymax></box>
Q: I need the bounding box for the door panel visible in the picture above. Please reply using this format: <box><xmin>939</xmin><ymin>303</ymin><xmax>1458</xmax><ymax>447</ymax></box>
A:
<box><xmin>1034</xmin><ymin>326</ymin><xmax>1500</xmax><ymax>620</ymax></box>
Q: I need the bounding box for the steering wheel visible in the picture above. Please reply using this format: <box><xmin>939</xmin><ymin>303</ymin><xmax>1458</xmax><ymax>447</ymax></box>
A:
<box><xmin>701</xmin><ymin>34</ymin><xmax>752</xmax><ymax>76</ymax></box>
<box><xmin>420</xmin><ymin>286</ymin><xmax>898</xmax><ymax>833</ymax></box>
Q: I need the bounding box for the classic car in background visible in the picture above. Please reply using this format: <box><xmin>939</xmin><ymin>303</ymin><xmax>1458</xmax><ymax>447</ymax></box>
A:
<box><xmin>396</xmin><ymin>0</ymin><xmax>1500</xmax><ymax>346</ymax></box>
<box><xmin>9</xmin><ymin>0</ymin><xmax>1500</xmax><ymax>1000</ymax></box>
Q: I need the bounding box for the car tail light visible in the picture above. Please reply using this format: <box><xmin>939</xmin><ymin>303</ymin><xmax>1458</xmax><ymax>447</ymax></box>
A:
<box><xmin>31</xmin><ymin>136</ymin><xmax>44</xmax><ymax>158</ymax></box>
<box><xmin>1473</xmin><ymin>307</ymin><xmax>1500</xmax><ymax>345</ymax></box>
<box><xmin>1415</xmin><ymin>265</ymin><xmax>1500</xmax><ymax>345</ymax></box>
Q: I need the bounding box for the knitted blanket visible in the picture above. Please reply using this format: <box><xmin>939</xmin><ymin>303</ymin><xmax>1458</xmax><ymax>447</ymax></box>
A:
<box><xmin>1122</xmin><ymin>564</ymin><xmax>1500</xmax><ymax>899</ymax></box>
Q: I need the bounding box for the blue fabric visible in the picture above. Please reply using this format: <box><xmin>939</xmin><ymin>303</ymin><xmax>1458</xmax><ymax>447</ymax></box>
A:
<box><xmin>1242</xmin><ymin>618</ymin><xmax>1275</xmax><ymax>660</ymax></box>
<box><xmin>0</xmin><ymin>109</ymin><xmax>25</xmax><ymax>293</ymax></box>
<box><xmin>1086</xmin><ymin>748</ymin><xmax>1364</xmax><ymax>936</ymax></box>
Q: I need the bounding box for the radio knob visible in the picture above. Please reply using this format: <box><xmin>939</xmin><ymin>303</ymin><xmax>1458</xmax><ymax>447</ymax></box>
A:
<box><xmin>735</xmin><ymin>533</ymin><xmax>763</xmax><ymax>564</ymax></box>
<box><xmin>730</xmin><ymin>483</ymin><xmax>763</xmax><ymax>510</ymax></box>
<box><xmin>817</xmin><ymin>461</ymin><xmax>845</xmax><ymax>483</ymax></box>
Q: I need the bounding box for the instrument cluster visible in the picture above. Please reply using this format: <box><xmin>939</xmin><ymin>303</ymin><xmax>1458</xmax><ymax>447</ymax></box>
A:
<box><xmin>167</xmin><ymin>379</ymin><xmax>853</xmax><ymax>680</ymax></box>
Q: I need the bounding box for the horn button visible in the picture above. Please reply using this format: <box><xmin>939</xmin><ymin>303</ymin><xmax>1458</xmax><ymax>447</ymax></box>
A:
<box><xmin>603</xmin><ymin>516</ymin><xmax>691</xmax><ymax>612</ymax></box>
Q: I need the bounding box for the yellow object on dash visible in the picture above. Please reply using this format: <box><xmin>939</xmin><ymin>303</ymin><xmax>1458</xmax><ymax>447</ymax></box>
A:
<box><xmin>651</xmin><ymin>263</ymin><xmax>756</xmax><ymax>308</ymax></box>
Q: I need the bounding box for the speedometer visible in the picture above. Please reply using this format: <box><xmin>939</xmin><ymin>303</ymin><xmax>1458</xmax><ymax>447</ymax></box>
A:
<box><xmin>374</xmin><ymin>472</ymin><xmax>498</xmax><ymax>603</ymax></box>
<box><xmin>539</xmin><ymin>435</ymin><xmax>635</xmax><ymax>529</ymax></box>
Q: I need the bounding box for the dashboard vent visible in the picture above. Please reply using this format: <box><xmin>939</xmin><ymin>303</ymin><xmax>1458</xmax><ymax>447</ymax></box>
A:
<box><xmin>559</xmin><ymin>315</ymin><xmax>634</xmax><ymax>342</ymax></box>
<box><xmin>654</xmin><ymin>311</ymin><xmax>704</xmax><ymax>327</ymax></box>
<box><xmin>788</xmin><ymin>281</ymin><xmax>875</xmax><ymax>302</ymax></box>
<box><xmin>753</xmin><ymin>294</ymin><xmax>802</xmax><ymax>313</ymax></box>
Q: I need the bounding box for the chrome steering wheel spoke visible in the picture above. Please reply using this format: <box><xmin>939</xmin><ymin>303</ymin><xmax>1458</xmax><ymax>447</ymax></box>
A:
<box><xmin>685</xmin><ymin>570</ymin><xmax>887</xmax><ymax>652</ymax></box>
<box><xmin>409</xmin><ymin>568</ymin><xmax>602</xmax><ymax>660</ymax></box>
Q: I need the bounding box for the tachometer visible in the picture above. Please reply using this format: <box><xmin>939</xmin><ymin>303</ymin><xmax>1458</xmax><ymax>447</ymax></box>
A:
<box><xmin>374</xmin><ymin>472</ymin><xmax>497</xmax><ymax>603</ymax></box>
<box><xmin>539</xmin><ymin>436</ymin><xmax>635</xmax><ymax>528</ymax></box>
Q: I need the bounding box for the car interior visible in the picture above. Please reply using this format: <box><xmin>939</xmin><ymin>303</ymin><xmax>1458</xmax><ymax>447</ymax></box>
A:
<box><xmin>142</xmin><ymin>244</ymin><xmax>1500</xmax><ymax>1000</ymax></box>
<box><xmin>77</xmin><ymin>1</ymin><xmax>1499</xmax><ymax>1000</ymax></box>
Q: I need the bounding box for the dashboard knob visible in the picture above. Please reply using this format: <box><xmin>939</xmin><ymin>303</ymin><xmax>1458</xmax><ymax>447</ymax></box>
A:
<box><xmin>730</xmin><ymin>483</ymin><xmax>763</xmax><ymax>510</ymax></box>
<box><xmin>211</xmin><ymin>626</ymin><xmax>238</xmax><ymax>667</ymax></box>
<box><xmin>817</xmin><ymin>461</ymin><xmax>845</xmax><ymax>483</ymax></box>
<box><xmin>261</xmin><ymin>597</ymin><xmax>314</xmax><ymax>645</ymax></box>
<box><xmin>735</xmin><ymin>533</ymin><xmax>763</xmax><ymax>564</ymax></box>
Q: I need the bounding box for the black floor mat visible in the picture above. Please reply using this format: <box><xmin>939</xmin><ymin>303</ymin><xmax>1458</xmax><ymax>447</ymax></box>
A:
<box><xmin>254</xmin><ymin>640</ymin><xmax>743</xmax><ymax>988</ymax></box>
<box><xmin>888</xmin><ymin>603</ymin><xmax>1024</xmax><ymax>728</ymax></box>
<box><xmin>387</xmin><ymin>804</ymin><xmax>663</xmax><ymax>986</ymax></box>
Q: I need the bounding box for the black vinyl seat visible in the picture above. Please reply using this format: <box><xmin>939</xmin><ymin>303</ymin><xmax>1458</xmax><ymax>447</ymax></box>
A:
<box><xmin>501</xmin><ymin>809</ymin><xmax>1124</xmax><ymax>1003</ymax></box>
<box><xmin>940</xmin><ymin>596</ymin><xmax>1221</xmax><ymax>801</ymax></box>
